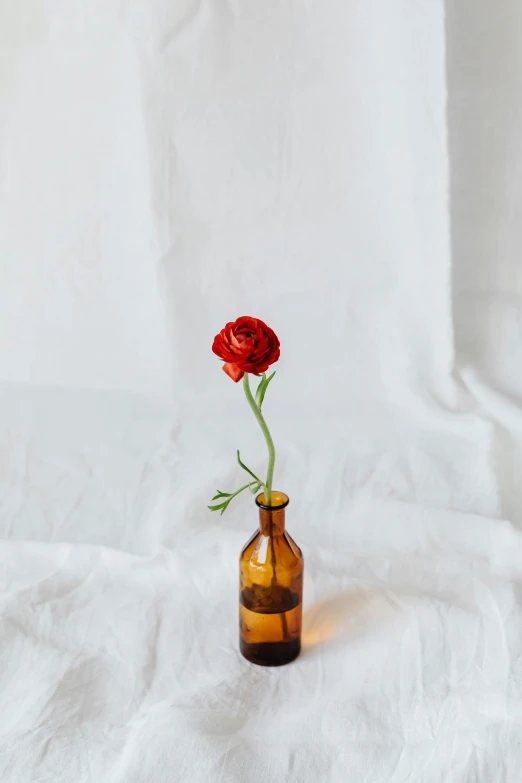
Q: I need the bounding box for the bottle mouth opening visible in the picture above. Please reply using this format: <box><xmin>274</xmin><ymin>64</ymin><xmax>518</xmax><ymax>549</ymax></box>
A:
<box><xmin>255</xmin><ymin>491</ymin><xmax>289</xmax><ymax>510</ymax></box>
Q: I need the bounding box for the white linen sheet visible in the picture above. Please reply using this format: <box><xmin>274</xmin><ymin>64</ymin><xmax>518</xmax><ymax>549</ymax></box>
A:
<box><xmin>1</xmin><ymin>1</ymin><xmax>522</xmax><ymax>780</ymax></box>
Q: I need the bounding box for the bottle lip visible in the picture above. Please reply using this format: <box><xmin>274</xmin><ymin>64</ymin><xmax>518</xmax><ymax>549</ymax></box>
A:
<box><xmin>255</xmin><ymin>491</ymin><xmax>289</xmax><ymax>511</ymax></box>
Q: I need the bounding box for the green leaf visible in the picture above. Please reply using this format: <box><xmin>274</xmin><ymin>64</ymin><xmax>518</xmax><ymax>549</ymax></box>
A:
<box><xmin>208</xmin><ymin>482</ymin><xmax>254</xmax><ymax>515</ymax></box>
<box><xmin>255</xmin><ymin>373</ymin><xmax>267</xmax><ymax>406</ymax></box>
<box><xmin>208</xmin><ymin>501</ymin><xmax>228</xmax><ymax>512</ymax></box>
<box><xmin>249</xmin><ymin>481</ymin><xmax>262</xmax><ymax>495</ymax></box>
<box><xmin>212</xmin><ymin>490</ymin><xmax>232</xmax><ymax>500</ymax></box>
<box><xmin>255</xmin><ymin>371</ymin><xmax>276</xmax><ymax>409</ymax></box>
<box><xmin>237</xmin><ymin>450</ymin><xmax>263</xmax><ymax>484</ymax></box>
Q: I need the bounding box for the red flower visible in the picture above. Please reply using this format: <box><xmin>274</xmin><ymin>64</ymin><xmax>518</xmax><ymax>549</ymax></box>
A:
<box><xmin>212</xmin><ymin>316</ymin><xmax>280</xmax><ymax>382</ymax></box>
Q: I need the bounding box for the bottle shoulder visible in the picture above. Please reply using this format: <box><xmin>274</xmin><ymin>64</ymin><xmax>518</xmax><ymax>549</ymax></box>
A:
<box><xmin>240</xmin><ymin>530</ymin><xmax>261</xmax><ymax>559</ymax></box>
<box><xmin>240</xmin><ymin>530</ymin><xmax>303</xmax><ymax>570</ymax></box>
<box><xmin>284</xmin><ymin>531</ymin><xmax>303</xmax><ymax>561</ymax></box>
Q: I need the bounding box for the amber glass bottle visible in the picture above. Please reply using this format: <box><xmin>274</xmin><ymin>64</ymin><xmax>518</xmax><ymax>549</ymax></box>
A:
<box><xmin>239</xmin><ymin>492</ymin><xmax>303</xmax><ymax>666</ymax></box>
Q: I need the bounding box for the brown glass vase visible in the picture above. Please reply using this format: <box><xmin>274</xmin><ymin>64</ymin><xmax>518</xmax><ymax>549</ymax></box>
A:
<box><xmin>239</xmin><ymin>492</ymin><xmax>304</xmax><ymax>666</ymax></box>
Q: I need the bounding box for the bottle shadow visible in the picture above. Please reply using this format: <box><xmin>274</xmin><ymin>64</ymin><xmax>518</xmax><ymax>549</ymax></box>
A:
<box><xmin>301</xmin><ymin>588</ymin><xmax>397</xmax><ymax>656</ymax></box>
<box><xmin>301</xmin><ymin>584</ymin><xmax>474</xmax><ymax>657</ymax></box>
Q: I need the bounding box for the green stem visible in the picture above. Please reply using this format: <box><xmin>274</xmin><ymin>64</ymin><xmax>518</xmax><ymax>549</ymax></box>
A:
<box><xmin>242</xmin><ymin>373</ymin><xmax>275</xmax><ymax>505</ymax></box>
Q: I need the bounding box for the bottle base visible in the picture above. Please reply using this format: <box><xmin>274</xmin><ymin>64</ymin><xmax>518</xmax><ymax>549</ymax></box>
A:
<box><xmin>240</xmin><ymin>639</ymin><xmax>301</xmax><ymax>666</ymax></box>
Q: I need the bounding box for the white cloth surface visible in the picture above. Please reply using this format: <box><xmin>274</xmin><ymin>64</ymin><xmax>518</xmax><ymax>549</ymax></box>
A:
<box><xmin>1</xmin><ymin>1</ymin><xmax>522</xmax><ymax>781</ymax></box>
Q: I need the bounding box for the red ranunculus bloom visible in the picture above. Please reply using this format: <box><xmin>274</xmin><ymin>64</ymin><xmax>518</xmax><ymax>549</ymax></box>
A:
<box><xmin>212</xmin><ymin>316</ymin><xmax>280</xmax><ymax>382</ymax></box>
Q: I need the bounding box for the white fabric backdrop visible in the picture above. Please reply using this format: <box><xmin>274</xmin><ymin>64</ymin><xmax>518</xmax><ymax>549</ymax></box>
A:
<box><xmin>1</xmin><ymin>1</ymin><xmax>521</xmax><ymax>780</ymax></box>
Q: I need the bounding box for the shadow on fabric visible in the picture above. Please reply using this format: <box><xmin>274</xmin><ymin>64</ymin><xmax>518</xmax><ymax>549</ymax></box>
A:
<box><xmin>301</xmin><ymin>588</ymin><xmax>394</xmax><ymax>655</ymax></box>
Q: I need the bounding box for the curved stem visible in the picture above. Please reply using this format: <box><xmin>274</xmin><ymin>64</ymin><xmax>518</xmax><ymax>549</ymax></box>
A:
<box><xmin>242</xmin><ymin>373</ymin><xmax>275</xmax><ymax>505</ymax></box>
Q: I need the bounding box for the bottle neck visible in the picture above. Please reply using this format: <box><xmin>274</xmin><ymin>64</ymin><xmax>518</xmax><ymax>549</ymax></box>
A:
<box><xmin>258</xmin><ymin>506</ymin><xmax>286</xmax><ymax>537</ymax></box>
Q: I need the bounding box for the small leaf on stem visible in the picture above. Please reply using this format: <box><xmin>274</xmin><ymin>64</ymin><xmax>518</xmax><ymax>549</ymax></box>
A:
<box><xmin>212</xmin><ymin>490</ymin><xmax>232</xmax><ymax>500</ymax></box>
<box><xmin>237</xmin><ymin>450</ymin><xmax>263</xmax><ymax>484</ymax></box>
<box><xmin>208</xmin><ymin>501</ymin><xmax>228</xmax><ymax>512</ymax></box>
<box><xmin>255</xmin><ymin>371</ymin><xmax>276</xmax><ymax>409</ymax></box>
<box><xmin>255</xmin><ymin>373</ymin><xmax>267</xmax><ymax>406</ymax></box>
<box><xmin>208</xmin><ymin>481</ymin><xmax>257</xmax><ymax>514</ymax></box>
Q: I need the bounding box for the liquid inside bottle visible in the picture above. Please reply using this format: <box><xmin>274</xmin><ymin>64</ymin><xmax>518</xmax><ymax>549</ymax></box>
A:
<box><xmin>239</xmin><ymin>493</ymin><xmax>303</xmax><ymax>666</ymax></box>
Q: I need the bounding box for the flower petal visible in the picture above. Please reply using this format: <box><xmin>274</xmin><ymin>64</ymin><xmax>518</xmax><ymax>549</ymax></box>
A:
<box><xmin>222</xmin><ymin>362</ymin><xmax>244</xmax><ymax>382</ymax></box>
